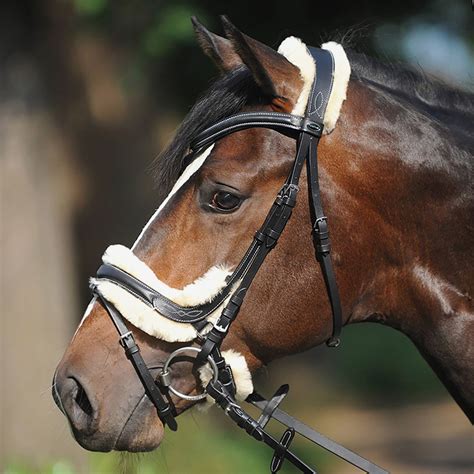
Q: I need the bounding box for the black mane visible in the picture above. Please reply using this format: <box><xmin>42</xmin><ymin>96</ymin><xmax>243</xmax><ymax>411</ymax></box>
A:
<box><xmin>153</xmin><ymin>67</ymin><xmax>261</xmax><ymax>197</ymax></box>
<box><xmin>348</xmin><ymin>50</ymin><xmax>474</xmax><ymax>133</ymax></box>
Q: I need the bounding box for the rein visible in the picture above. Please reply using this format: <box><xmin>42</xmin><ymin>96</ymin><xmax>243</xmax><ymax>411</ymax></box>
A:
<box><xmin>91</xmin><ymin>47</ymin><xmax>387</xmax><ymax>474</ymax></box>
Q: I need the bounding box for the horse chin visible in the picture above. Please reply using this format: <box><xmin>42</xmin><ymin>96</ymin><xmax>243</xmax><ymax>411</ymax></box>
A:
<box><xmin>114</xmin><ymin>418</ymin><xmax>164</xmax><ymax>453</ymax></box>
<box><xmin>69</xmin><ymin>400</ymin><xmax>165</xmax><ymax>453</ymax></box>
<box><xmin>113</xmin><ymin>400</ymin><xmax>165</xmax><ymax>452</ymax></box>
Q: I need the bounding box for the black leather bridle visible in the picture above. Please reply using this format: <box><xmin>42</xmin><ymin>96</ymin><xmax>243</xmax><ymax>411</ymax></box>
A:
<box><xmin>91</xmin><ymin>47</ymin><xmax>388</xmax><ymax>474</ymax></box>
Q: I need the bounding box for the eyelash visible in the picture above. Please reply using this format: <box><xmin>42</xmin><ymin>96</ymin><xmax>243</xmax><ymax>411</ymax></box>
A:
<box><xmin>209</xmin><ymin>190</ymin><xmax>242</xmax><ymax>213</ymax></box>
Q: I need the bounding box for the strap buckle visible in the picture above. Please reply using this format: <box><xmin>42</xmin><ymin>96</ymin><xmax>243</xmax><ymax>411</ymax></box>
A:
<box><xmin>119</xmin><ymin>331</ymin><xmax>133</xmax><ymax>348</ymax></box>
<box><xmin>313</xmin><ymin>215</ymin><xmax>328</xmax><ymax>231</ymax></box>
<box><xmin>276</xmin><ymin>184</ymin><xmax>299</xmax><ymax>207</ymax></box>
<box><xmin>119</xmin><ymin>331</ymin><xmax>140</xmax><ymax>358</ymax></box>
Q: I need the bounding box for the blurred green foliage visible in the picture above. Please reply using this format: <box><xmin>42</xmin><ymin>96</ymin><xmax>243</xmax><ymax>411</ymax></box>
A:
<box><xmin>74</xmin><ymin>0</ymin><xmax>107</xmax><ymax>17</ymax></box>
<box><xmin>5</xmin><ymin>462</ymin><xmax>74</xmax><ymax>474</ymax></box>
<box><xmin>143</xmin><ymin>5</ymin><xmax>200</xmax><ymax>57</ymax></box>
<box><xmin>329</xmin><ymin>324</ymin><xmax>448</xmax><ymax>405</ymax></box>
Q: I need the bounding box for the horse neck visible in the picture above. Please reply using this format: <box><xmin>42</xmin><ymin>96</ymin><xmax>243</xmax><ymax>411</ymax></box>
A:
<box><xmin>321</xmin><ymin>79</ymin><xmax>474</xmax><ymax>421</ymax></box>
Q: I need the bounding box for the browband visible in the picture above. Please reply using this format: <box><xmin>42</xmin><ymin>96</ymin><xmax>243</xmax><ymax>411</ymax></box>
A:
<box><xmin>191</xmin><ymin>112</ymin><xmax>322</xmax><ymax>152</ymax></box>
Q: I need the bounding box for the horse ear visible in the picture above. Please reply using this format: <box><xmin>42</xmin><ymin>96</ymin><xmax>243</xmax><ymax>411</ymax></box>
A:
<box><xmin>220</xmin><ymin>15</ymin><xmax>303</xmax><ymax>112</ymax></box>
<box><xmin>191</xmin><ymin>16</ymin><xmax>243</xmax><ymax>73</ymax></box>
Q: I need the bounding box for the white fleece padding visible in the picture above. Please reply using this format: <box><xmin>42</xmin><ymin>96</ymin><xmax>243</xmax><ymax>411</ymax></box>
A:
<box><xmin>199</xmin><ymin>349</ymin><xmax>254</xmax><ymax>403</ymax></box>
<box><xmin>278</xmin><ymin>36</ymin><xmax>316</xmax><ymax>117</ymax></box>
<box><xmin>102</xmin><ymin>245</ymin><xmax>231</xmax><ymax>306</ymax></box>
<box><xmin>321</xmin><ymin>42</ymin><xmax>351</xmax><ymax>133</ymax></box>
<box><xmin>92</xmin><ymin>245</ymin><xmax>232</xmax><ymax>342</ymax></box>
<box><xmin>278</xmin><ymin>37</ymin><xmax>351</xmax><ymax>133</ymax></box>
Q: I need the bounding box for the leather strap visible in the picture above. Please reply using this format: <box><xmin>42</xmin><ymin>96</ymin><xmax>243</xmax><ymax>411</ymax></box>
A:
<box><xmin>305</xmin><ymin>48</ymin><xmax>342</xmax><ymax>346</ymax></box>
<box><xmin>192</xmin><ymin>111</ymin><xmax>322</xmax><ymax>152</ymax></box>
<box><xmin>306</xmin><ymin>48</ymin><xmax>335</xmax><ymax>123</ymax></box>
<box><xmin>307</xmin><ymin>137</ymin><xmax>342</xmax><ymax>346</ymax></box>
<box><xmin>206</xmin><ymin>380</ymin><xmax>315</xmax><ymax>473</ymax></box>
<box><xmin>196</xmin><ymin>153</ymin><xmax>307</xmax><ymax>364</ymax></box>
<box><xmin>95</xmin><ymin>294</ymin><xmax>177</xmax><ymax>431</ymax></box>
<box><xmin>96</xmin><ymin>264</ymin><xmax>232</xmax><ymax>324</ymax></box>
<box><xmin>257</xmin><ymin>384</ymin><xmax>289</xmax><ymax>429</ymax></box>
<box><xmin>248</xmin><ymin>392</ymin><xmax>388</xmax><ymax>474</ymax></box>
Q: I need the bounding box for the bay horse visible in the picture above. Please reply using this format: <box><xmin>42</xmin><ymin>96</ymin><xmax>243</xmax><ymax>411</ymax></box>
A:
<box><xmin>53</xmin><ymin>16</ymin><xmax>473</xmax><ymax>471</ymax></box>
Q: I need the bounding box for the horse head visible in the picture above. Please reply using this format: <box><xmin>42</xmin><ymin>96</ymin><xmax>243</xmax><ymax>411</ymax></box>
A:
<box><xmin>53</xmin><ymin>16</ymin><xmax>474</xmax><ymax>461</ymax></box>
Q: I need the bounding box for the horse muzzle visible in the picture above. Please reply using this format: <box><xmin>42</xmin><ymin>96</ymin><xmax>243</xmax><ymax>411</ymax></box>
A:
<box><xmin>53</xmin><ymin>365</ymin><xmax>165</xmax><ymax>452</ymax></box>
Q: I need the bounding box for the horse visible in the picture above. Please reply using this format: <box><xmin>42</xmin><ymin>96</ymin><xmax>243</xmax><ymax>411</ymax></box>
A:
<box><xmin>53</xmin><ymin>15</ymin><xmax>473</xmax><ymax>470</ymax></box>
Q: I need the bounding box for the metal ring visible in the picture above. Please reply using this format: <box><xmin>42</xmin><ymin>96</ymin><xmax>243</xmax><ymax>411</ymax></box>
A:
<box><xmin>161</xmin><ymin>346</ymin><xmax>218</xmax><ymax>401</ymax></box>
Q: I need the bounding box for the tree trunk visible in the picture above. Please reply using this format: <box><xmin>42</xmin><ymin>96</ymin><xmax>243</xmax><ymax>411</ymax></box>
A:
<box><xmin>0</xmin><ymin>63</ymin><xmax>86</xmax><ymax>469</ymax></box>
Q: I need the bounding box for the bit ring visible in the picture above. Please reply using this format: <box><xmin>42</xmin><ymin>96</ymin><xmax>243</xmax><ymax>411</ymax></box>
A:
<box><xmin>160</xmin><ymin>346</ymin><xmax>218</xmax><ymax>401</ymax></box>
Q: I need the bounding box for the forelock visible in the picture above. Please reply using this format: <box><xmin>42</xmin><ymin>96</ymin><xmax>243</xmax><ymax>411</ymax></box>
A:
<box><xmin>152</xmin><ymin>67</ymin><xmax>263</xmax><ymax>199</ymax></box>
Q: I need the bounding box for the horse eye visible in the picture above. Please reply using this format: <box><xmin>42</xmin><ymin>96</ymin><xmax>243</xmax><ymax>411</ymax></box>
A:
<box><xmin>211</xmin><ymin>191</ymin><xmax>242</xmax><ymax>212</ymax></box>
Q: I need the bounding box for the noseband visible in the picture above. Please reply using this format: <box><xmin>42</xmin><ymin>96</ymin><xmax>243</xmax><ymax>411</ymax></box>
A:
<box><xmin>91</xmin><ymin>47</ymin><xmax>387</xmax><ymax>473</ymax></box>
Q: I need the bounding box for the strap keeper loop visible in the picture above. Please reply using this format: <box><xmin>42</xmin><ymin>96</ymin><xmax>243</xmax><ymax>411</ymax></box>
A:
<box><xmin>316</xmin><ymin>242</ymin><xmax>331</xmax><ymax>255</ymax></box>
<box><xmin>254</xmin><ymin>230</ymin><xmax>266</xmax><ymax>243</ymax></box>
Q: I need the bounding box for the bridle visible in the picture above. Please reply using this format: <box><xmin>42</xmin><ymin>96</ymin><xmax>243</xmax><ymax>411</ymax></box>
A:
<box><xmin>91</xmin><ymin>47</ymin><xmax>388</xmax><ymax>474</ymax></box>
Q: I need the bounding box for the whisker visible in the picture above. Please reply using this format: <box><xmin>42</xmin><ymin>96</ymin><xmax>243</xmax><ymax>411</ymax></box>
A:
<box><xmin>39</xmin><ymin>381</ymin><xmax>57</xmax><ymax>397</ymax></box>
<box><xmin>160</xmin><ymin>442</ymin><xmax>170</xmax><ymax>474</ymax></box>
<box><xmin>119</xmin><ymin>452</ymin><xmax>141</xmax><ymax>474</ymax></box>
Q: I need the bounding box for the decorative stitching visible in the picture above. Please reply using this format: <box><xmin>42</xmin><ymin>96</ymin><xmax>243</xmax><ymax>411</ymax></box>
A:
<box><xmin>314</xmin><ymin>91</ymin><xmax>324</xmax><ymax>119</ymax></box>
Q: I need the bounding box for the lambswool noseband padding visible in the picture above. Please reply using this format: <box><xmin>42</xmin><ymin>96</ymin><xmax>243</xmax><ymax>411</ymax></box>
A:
<box><xmin>89</xmin><ymin>39</ymin><xmax>388</xmax><ymax>473</ymax></box>
<box><xmin>91</xmin><ymin>244</ymin><xmax>233</xmax><ymax>342</ymax></box>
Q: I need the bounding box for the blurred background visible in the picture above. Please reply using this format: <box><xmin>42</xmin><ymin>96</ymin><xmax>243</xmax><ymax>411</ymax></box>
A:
<box><xmin>1</xmin><ymin>0</ymin><xmax>472</xmax><ymax>473</ymax></box>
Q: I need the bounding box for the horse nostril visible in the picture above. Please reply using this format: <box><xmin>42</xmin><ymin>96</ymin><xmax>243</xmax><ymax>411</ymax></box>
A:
<box><xmin>59</xmin><ymin>376</ymin><xmax>98</xmax><ymax>435</ymax></box>
<box><xmin>74</xmin><ymin>379</ymin><xmax>94</xmax><ymax>418</ymax></box>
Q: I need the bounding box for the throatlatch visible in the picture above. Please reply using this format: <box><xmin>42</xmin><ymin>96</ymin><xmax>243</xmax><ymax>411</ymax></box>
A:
<box><xmin>91</xmin><ymin>46</ymin><xmax>387</xmax><ymax>473</ymax></box>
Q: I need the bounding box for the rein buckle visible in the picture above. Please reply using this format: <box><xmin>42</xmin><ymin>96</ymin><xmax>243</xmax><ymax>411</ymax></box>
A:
<box><xmin>119</xmin><ymin>332</ymin><xmax>137</xmax><ymax>356</ymax></box>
